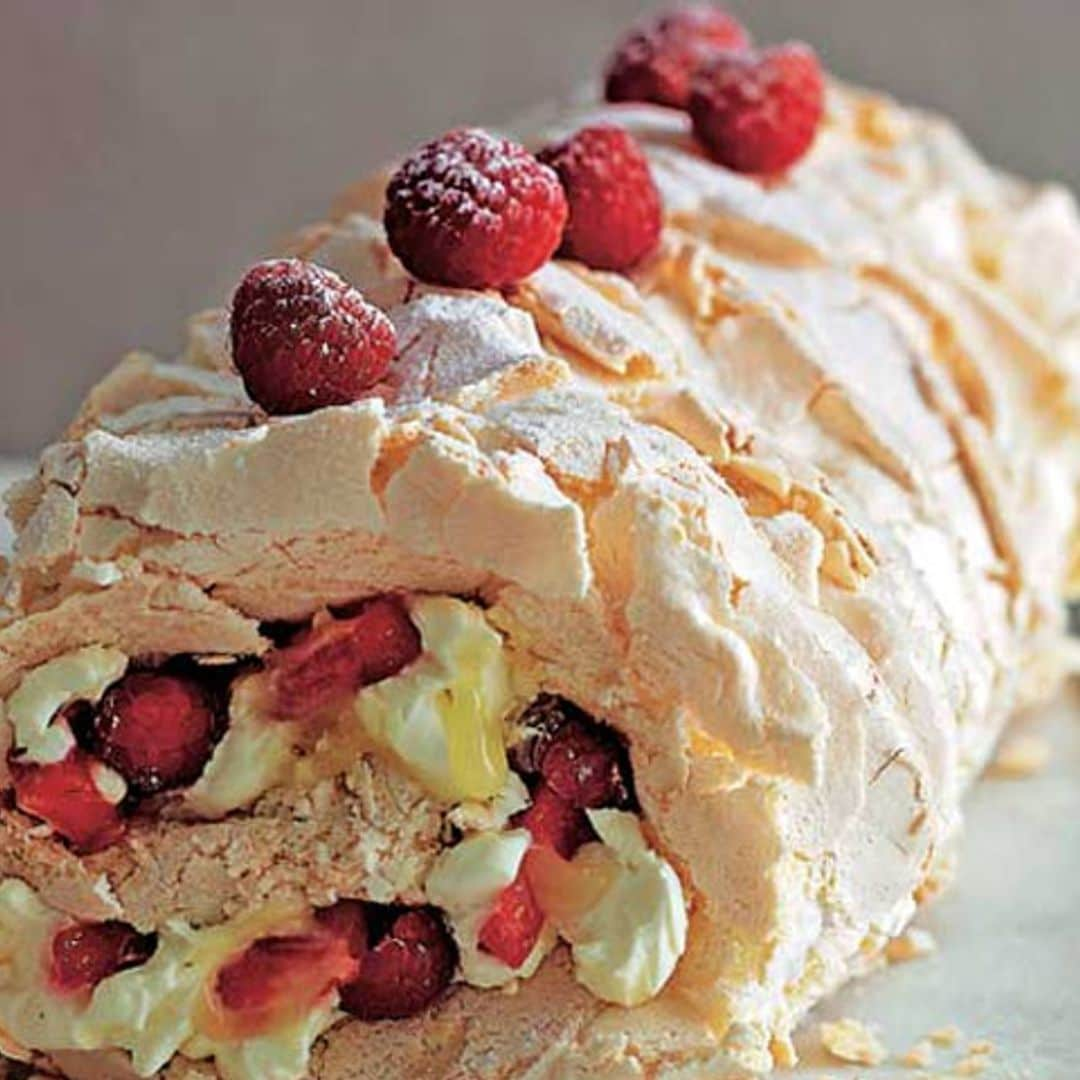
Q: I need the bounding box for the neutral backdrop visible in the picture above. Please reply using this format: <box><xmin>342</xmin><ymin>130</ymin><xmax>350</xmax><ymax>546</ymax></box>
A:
<box><xmin>3</xmin><ymin>0</ymin><xmax>1080</xmax><ymax>454</ymax></box>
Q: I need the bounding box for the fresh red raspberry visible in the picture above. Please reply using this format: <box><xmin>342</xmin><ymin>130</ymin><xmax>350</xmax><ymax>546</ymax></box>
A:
<box><xmin>689</xmin><ymin>43</ymin><xmax>825</xmax><ymax>175</ymax></box>
<box><xmin>11</xmin><ymin>750</ymin><xmax>126</xmax><ymax>853</ymax></box>
<box><xmin>510</xmin><ymin>696</ymin><xmax>635</xmax><ymax>812</ymax></box>
<box><xmin>384</xmin><ymin>128</ymin><xmax>568</xmax><ymax>289</ymax></box>
<box><xmin>269</xmin><ymin>596</ymin><xmax>422</xmax><ymax>717</ymax></box>
<box><xmin>230</xmin><ymin>258</ymin><xmax>397</xmax><ymax>416</ymax></box>
<box><xmin>338</xmin><ymin>907</ymin><xmax>457</xmax><ymax>1021</ymax></box>
<box><xmin>539</xmin><ymin>719</ymin><xmax>632</xmax><ymax>809</ymax></box>
<box><xmin>477</xmin><ymin>871</ymin><xmax>545</xmax><ymax>969</ymax></box>
<box><xmin>213</xmin><ymin>931</ymin><xmax>361</xmax><ymax>1038</ymax></box>
<box><xmin>515</xmin><ymin>783</ymin><xmax>595</xmax><ymax>860</ymax></box>
<box><xmin>85</xmin><ymin>672</ymin><xmax>225</xmax><ymax>796</ymax></box>
<box><xmin>49</xmin><ymin>921</ymin><xmax>156</xmax><ymax>996</ymax></box>
<box><xmin>538</xmin><ymin>125</ymin><xmax>663</xmax><ymax>272</ymax></box>
<box><xmin>604</xmin><ymin>5</ymin><xmax>751</xmax><ymax>110</ymax></box>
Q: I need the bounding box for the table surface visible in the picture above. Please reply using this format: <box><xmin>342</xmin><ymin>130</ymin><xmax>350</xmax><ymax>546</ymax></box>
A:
<box><xmin>0</xmin><ymin>460</ymin><xmax>1077</xmax><ymax>1078</ymax></box>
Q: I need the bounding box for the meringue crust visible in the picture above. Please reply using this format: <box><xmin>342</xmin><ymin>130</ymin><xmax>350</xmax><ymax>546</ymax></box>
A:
<box><xmin>2</xmin><ymin>81</ymin><xmax>1079</xmax><ymax>1078</ymax></box>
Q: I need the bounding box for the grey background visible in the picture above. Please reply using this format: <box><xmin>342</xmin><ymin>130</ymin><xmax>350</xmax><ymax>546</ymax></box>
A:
<box><xmin>3</xmin><ymin>0</ymin><xmax>1079</xmax><ymax>454</ymax></box>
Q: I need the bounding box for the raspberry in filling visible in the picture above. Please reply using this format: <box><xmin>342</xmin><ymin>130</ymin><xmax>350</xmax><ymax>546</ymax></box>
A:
<box><xmin>337</xmin><ymin>906</ymin><xmax>457</xmax><ymax>1021</ymax></box>
<box><xmin>11</xmin><ymin>749</ymin><xmax>127</xmax><ymax>853</ymax></box>
<box><xmin>511</xmin><ymin>695</ymin><xmax>636</xmax><ymax>811</ymax></box>
<box><xmin>604</xmin><ymin>4</ymin><xmax>751</xmax><ymax>110</ymax></box>
<box><xmin>84</xmin><ymin>671</ymin><xmax>226</xmax><ymax>796</ymax></box>
<box><xmin>384</xmin><ymin>128</ymin><xmax>568</xmax><ymax>289</ymax></box>
<box><xmin>268</xmin><ymin>595</ymin><xmax>422</xmax><ymax>717</ymax></box>
<box><xmin>212</xmin><ymin>928</ymin><xmax>362</xmax><ymax>1038</ymax></box>
<box><xmin>49</xmin><ymin>920</ymin><xmax>156</xmax><ymax>996</ymax></box>
<box><xmin>477</xmin><ymin>871</ymin><xmax>545</xmax><ymax>969</ymax></box>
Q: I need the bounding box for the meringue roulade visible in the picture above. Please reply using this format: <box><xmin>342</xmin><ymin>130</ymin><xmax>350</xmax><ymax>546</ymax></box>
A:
<box><xmin>1</xmin><ymin>10</ymin><xmax>1078</xmax><ymax>1080</ymax></box>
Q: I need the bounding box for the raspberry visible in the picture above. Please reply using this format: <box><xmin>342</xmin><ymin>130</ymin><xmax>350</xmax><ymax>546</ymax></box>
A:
<box><xmin>538</xmin><ymin>125</ymin><xmax>663</xmax><ymax>272</ymax></box>
<box><xmin>85</xmin><ymin>671</ymin><xmax>225</xmax><ymax>796</ymax></box>
<box><xmin>11</xmin><ymin>750</ymin><xmax>126</xmax><ymax>853</ymax></box>
<box><xmin>477</xmin><ymin>871</ymin><xmax>545</xmax><ymax>969</ymax></box>
<box><xmin>213</xmin><ymin>931</ymin><xmax>360</xmax><ymax>1038</ymax></box>
<box><xmin>230</xmin><ymin>258</ymin><xmax>397</xmax><ymax>416</ymax></box>
<box><xmin>384</xmin><ymin>128</ymin><xmax>567</xmax><ymax>289</ymax></box>
<box><xmin>515</xmin><ymin>783</ymin><xmax>595</xmax><ymax>860</ymax></box>
<box><xmin>510</xmin><ymin>696</ymin><xmax>635</xmax><ymax>811</ymax></box>
<box><xmin>604</xmin><ymin>5</ymin><xmax>751</xmax><ymax>110</ymax></box>
<box><xmin>50</xmin><ymin>921</ymin><xmax>156</xmax><ymax>995</ymax></box>
<box><xmin>338</xmin><ymin>907</ymin><xmax>457</xmax><ymax>1021</ymax></box>
<box><xmin>689</xmin><ymin>43</ymin><xmax>825</xmax><ymax>175</ymax></box>
<box><xmin>269</xmin><ymin>596</ymin><xmax>421</xmax><ymax>717</ymax></box>
<box><xmin>539</xmin><ymin>719</ymin><xmax>633</xmax><ymax>809</ymax></box>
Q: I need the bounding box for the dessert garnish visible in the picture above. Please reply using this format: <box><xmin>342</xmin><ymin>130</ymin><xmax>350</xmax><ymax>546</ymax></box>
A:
<box><xmin>230</xmin><ymin>257</ymin><xmax>397</xmax><ymax>415</ymax></box>
<box><xmin>689</xmin><ymin>42</ymin><xmax>825</xmax><ymax>174</ymax></box>
<box><xmin>384</xmin><ymin>128</ymin><xmax>567</xmax><ymax>289</ymax></box>
<box><xmin>539</xmin><ymin>124</ymin><xmax>663</xmax><ymax>271</ymax></box>
<box><xmin>604</xmin><ymin>4</ymin><xmax>751</xmax><ymax>110</ymax></box>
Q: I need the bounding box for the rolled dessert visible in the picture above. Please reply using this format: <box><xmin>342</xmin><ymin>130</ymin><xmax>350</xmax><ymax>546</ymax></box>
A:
<box><xmin>1</xmin><ymin>12</ymin><xmax>1079</xmax><ymax>1080</ymax></box>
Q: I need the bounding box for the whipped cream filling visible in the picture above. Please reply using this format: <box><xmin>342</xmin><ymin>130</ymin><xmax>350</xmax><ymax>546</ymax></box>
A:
<box><xmin>353</xmin><ymin>595</ymin><xmax>513</xmax><ymax>802</ymax></box>
<box><xmin>0</xmin><ymin>880</ymin><xmax>336</xmax><ymax>1080</ymax></box>
<box><xmin>425</xmin><ymin>829</ymin><xmax>555</xmax><ymax>989</ymax></box>
<box><xmin>2</xmin><ymin>646</ymin><xmax>128</xmax><ymax>765</ymax></box>
<box><xmin>187</xmin><ymin>595</ymin><xmax>515</xmax><ymax>816</ymax></box>
<box><xmin>0</xmin><ymin>596</ymin><xmax>688</xmax><ymax>1077</ymax></box>
<box><xmin>564</xmin><ymin>810</ymin><xmax>688</xmax><ymax>1007</ymax></box>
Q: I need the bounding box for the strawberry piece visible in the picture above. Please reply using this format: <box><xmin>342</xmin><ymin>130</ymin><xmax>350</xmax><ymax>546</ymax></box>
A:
<box><xmin>477</xmin><ymin>871</ymin><xmax>545</xmax><ymax>969</ymax></box>
<box><xmin>538</xmin><ymin>125</ymin><xmax>663</xmax><ymax>272</ymax></box>
<box><xmin>689</xmin><ymin>43</ymin><xmax>825</xmax><ymax>175</ymax></box>
<box><xmin>315</xmin><ymin>899</ymin><xmax>370</xmax><ymax>960</ymax></box>
<box><xmin>605</xmin><ymin>5</ymin><xmax>751</xmax><ymax>110</ymax></box>
<box><xmin>384</xmin><ymin>128</ymin><xmax>568</xmax><ymax>289</ymax></box>
<box><xmin>338</xmin><ymin>907</ymin><xmax>457</xmax><ymax>1021</ymax></box>
<box><xmin>213</xmin><ymin>931</ymin><xmax>361</xmax><ymax>1038</ymax></box>
<box><xmin>86</xmin><ymin>671</ymin><xmax>225</xmax><ymax>796</ymax></box>
<box><xmin>50</xmin><ymin>921</ymin><xmax>156</xmax><ymax>996</ymax></box>
<box><xmin>269</xmin><ymin>596</ymin><xmax>421</xmax><ymax>717</ymax></box>
<box><xmin>230</xmin><ymin>258</ymin><xmax>397</xmax><ymax>416</ymax></box>
<box><xmin>11</xmin><ymin>750</ymin><xmax>126</xmax><ymax>853</ymax></box>
<box><xmin>515</xmin><ymin>783</ymin><xmax>595</xmax><ymax>860</ymax></box>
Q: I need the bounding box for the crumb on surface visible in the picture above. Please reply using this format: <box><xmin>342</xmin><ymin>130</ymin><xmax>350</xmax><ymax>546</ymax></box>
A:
<box><xmin>953</xmin><ymin>1053</ymin><xmax>991</xmax><ymax>1076</ymax></box>
<box><xmin>899</xmin><ymin>1038</ymin><xmax>935</xmax><ymax>1068</ymax></box>
<box><xmin>819</xmin><ymin>1017</ymin><xmax>888</xmax><ymax>1066</ymax></box>
<box><xmin>927</xmin><ymin>1024</ymin><xmax>962</xmax><ymax>1047</ymax></box>
<box><xmin>886</xmin><ymin>927</ymin><xmax>938</xmax><ymax>963</ymax></box>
